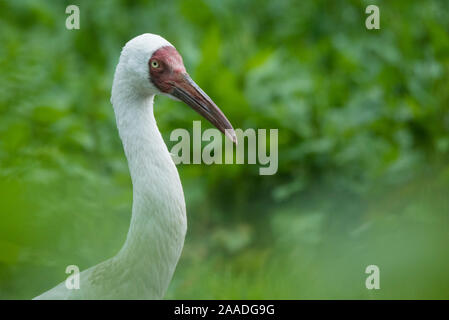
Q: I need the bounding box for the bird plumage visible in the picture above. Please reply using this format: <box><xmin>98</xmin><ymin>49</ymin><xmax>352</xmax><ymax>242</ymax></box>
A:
<box><xmin>35</xmin><ymin>33</ymin><xmax>234</xmax><ymax>300</ymax></box>
<box><xmin>35</xmin><ymin>34</ymin><xmax>186</xmax><ymax>299</ymax></box>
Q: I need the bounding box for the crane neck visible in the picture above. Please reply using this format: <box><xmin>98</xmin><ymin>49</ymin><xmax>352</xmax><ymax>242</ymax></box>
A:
<box><xmin>111</xmin><ymin>80</ymin><xmax>187</xmax><ymax>299</ymax></box>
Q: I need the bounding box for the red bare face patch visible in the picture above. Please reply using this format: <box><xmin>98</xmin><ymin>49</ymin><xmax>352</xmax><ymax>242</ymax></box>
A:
<box><xmin>149</xmin><ymin>46</ymin><xmax>186</xmax><ymax>93</ymax></box>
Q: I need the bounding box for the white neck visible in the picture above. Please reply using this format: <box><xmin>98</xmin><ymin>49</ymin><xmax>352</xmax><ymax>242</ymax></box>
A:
<box><xmin>110</xmin><ymin>77</ymin><xmax>187</xmax><ymax>299</ymax></box>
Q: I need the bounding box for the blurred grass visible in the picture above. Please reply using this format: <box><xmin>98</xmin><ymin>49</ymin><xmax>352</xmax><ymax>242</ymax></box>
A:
<box><xmin>1</xmin><ymin>0</ymin><xmax>449</xmax><ymax>299</ymax></box>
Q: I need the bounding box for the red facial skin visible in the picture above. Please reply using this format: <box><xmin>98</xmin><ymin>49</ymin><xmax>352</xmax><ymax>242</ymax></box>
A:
<box><xmin>148</xmin><ymin>45</ymin><xmax>237</xmax><ymax>144</ymax></box>
<box><xmin>149</xmin><ymin>46</ymin><xmax>186</xmax><ymax>93</ymax></box>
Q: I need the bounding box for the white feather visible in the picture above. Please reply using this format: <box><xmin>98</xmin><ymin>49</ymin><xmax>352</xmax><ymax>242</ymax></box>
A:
<box><xmin>34</xmin><ymin>34</ymin><xmax>187</xmax><ymax>300</ymax></box>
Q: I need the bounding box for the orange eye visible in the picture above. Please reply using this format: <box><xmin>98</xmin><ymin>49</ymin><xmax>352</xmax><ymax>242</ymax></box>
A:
<box><xmin>151</xmin><ymin>60</ymin><xmax>160</xmax><ymax>68</ymax></box>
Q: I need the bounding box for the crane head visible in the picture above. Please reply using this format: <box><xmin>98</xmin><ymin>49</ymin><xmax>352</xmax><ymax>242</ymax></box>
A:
<box><xmin>119</xmin><ymin>34</ymin><xmax>236</xmax><ymax>144</ymax></box>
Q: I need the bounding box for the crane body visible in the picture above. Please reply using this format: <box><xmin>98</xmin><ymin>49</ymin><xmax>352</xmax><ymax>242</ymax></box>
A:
<box><xmin>34</xmin><ymin>34</ymin><xmax>235</xmax><ymax>299</ymax></box>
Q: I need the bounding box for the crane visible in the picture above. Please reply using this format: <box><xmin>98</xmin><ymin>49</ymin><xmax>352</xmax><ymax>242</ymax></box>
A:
<box><xmin>34</xmin><ymin>33</ymin><xmax>236</xmax><ymax>299</ymax></box>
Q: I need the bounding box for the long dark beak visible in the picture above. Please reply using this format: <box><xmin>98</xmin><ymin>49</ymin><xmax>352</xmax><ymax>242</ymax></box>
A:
<box><xmin>170</xmin><ymin>74</ymin><xmax>237</xmax><ymax>144</ymax></box>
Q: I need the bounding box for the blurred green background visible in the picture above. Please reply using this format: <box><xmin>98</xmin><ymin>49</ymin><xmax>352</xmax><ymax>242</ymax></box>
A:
<box><xmin>1</xmin><ymin>0</ymin><xmax>449</xmax><ymax>299</ymax></box>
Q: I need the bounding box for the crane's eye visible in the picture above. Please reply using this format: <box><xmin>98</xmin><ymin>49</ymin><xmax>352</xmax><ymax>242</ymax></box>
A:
<box><xmin>151</xmin><ymin>60</ymin><xmax>160</xmax><ymax>68</ymax></box>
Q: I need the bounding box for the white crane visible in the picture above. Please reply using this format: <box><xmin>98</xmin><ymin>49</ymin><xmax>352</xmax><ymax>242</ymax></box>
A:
<box><xmin>34</xmin><ymin>34</ymin><xmax>236</xmax><ymax>299</ymax></box>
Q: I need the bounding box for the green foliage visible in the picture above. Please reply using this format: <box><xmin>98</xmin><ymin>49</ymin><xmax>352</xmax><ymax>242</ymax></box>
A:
<box><xmin>0</xmin><ymin>0</ymin><xmax>448</xmax><ymax>299</ymax></box>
